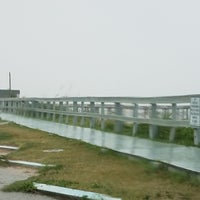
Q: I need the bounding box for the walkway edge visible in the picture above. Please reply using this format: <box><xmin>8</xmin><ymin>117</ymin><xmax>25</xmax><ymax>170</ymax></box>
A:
<box><xmin>33</xmin><ymin>182</ymin><xmax>122</xmax><ymax>200</ymax></box>
<box><xmin>0</xmin><ymin>145</ymin><xmax>19</xmax><ymax>150</ymax></box>
<box><xmin>0</xmin><ymin>159</ymin><xmax>55</xmax><ymax>167</ymax></box>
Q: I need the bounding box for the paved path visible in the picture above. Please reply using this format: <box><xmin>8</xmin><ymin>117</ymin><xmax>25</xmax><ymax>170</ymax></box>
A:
<box><xmin>0</xmin><ymin>166</ymin><xmax>59</xmax><ymax>200</ymax></box>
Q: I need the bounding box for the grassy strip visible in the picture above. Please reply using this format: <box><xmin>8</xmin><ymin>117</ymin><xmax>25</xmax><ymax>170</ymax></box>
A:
<box><xmin>0</xmin><ymin>123</ymin><xmax>200</xmax><ymax>200</ymax></box>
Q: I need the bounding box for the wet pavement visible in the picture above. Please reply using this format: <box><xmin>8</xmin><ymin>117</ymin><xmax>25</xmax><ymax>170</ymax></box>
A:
<box><xmin>1</xmin><ymin>113</ymin><xmax>200</xmax><ymax>173</ymax></box>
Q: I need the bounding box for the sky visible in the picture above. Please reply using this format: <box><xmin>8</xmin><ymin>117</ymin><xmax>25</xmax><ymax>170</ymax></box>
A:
<box><xmin>0</xmin><ymin>0</ymin><xmax>200</xmax><ymax>98</ymax></box>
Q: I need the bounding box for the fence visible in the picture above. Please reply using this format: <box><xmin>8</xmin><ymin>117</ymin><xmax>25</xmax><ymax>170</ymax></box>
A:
<box><xmin>0</xmin><ymin>95</ymin><xmax>200</xmax><ymax>145</ymax></box>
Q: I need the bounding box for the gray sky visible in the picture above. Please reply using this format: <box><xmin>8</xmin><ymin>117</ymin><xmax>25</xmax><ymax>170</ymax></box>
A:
<box><xmin>0</xmin><ymin>0</ymin><xmax>200</xmax><ymax>97</ymax></box>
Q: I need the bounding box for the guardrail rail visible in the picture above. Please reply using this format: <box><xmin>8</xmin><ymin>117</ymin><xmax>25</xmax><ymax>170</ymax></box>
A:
<box><xmin>0</xmin><ymin>95</ymin><xmax>200</xmax><ymax>145</ymax></box>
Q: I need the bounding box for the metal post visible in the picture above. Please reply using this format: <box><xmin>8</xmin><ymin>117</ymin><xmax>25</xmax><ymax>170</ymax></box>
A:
<box><xmin>40</xmin><ymin>102</ymin><xmax>44</xmax><ymax>119</ymax></box>
<box><xmin>46</xmin><ymin>102</ymin><xmax>51</xmax><ymax>120</ymax></box>
<box><xmin>52</xmin><ymin>101</ymin><xmax>55</xmax><ymax>121</ymax></box>
<box><xmin>101</xmin><ymin>102</ymin><xmax>105</xmax><ymax>130</ymax></box>
<box><xmin>65</xmin><ymin>101</ymin><xmax>69</xmax><ymax>124</ymax></box>
<box><xmin>73</xmin><ymin>101</ymin><xmax>78</xmax><ymax>125</ymax></box>
<box><xmin>194</xmin><ymin>128</ymin><xmax>200</xmax><ymax>145</ymax></box>
<box><xmin>80</xmin><ymin>102</ymin><xmax>85</xmax><ymax>126</ymax></box>
<box><xmin>132</xmin><ymin>103</ymin><xmax>138</xmax><ymax>136</ymax></box>
<box><xmin>114</xmin><ymin>102</ymin><xmax>122</xmax><ymax>133</ymax></box>
<box><xmin>169</xmin><ymin>103</ymin><xmax>176</xmax><ymax>141</ymax></box>
<box><xmin>90</xmin><ymin>102</ymin><xmax>95</xmax><ymax>128</ymax></box>
<box><xmin>149</xmin><ymin>103</ymin><xmax>158</xmax><ymax>139</ymax></box>
<box><xmin>59</xmin><ymin>101</ymin><xmax>63</xmax><ymax>123</ymax></box>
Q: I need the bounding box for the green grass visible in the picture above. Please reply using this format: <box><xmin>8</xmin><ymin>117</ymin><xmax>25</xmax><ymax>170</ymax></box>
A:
<box><xmin>3</xmin><ymin>180</ymin><xmax>36</xmax><ymax>193</ymax></box>
<box><xmin>0</xmin><ymin>131</ymin><xmax>13</xmax><ymax>140</ymax></box>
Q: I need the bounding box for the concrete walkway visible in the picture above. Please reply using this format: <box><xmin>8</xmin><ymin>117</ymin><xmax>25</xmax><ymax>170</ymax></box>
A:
<box><xmin>1</xmin><ymin>113</ymin><xmax>200</xmax><ymax>173</ymax></box>
<box><xmin>0</xmin><ymin>167</ymin><xmax>59</xmax><ymax>200</ymax></box>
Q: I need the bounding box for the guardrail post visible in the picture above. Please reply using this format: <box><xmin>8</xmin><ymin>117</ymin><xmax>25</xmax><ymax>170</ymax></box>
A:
<box><xmin>169</xmin><ymin>103</ymin><xmax>176</xmax><ymax>141</ymax></box>
<box><xmin>11</xmin><ymin>101</ymin><xmax>15</xmax><ymax>113</ymax></box>
<box><xmin>16</xmin><ymin>101</ymin><xmax>19</xmax><ymax>114</ymax></box>
<box><xmin>73</xmin><ymin>101</ymin><xmax>78</xmax><ymax>125</ymax></box>
<box><xmin>17</xmin><ymin>101</ymin><xmax>21</xmax><ymax>115</ymax></box>
<box><xmin>52</xmin><ymin>101</ymin><xmax>56</xmax><ymax>121</ymax></box>
<box><xmin>35</xmin><ymin>101</ymin><xmax>40</xmax><ymax>118</ymax></box>
<box><xmin>59</xmin><ymin>101</ymin><xmax>63</xmax><ymax>123</ymax></box>
<box><xmin>132</xmin><ymin>103</ymin><xmax>138</xmax><ymax>136</ymax></box>
<box><xmin>30</xmin><ymin>101</ymin><xmax>34</xmax><ymax>117</ymax></box>
<box><xmin>40</xmin><ymin>101</ymin><xmax>44</xmax><ymax>119</ymax></box>
<box><xmin>8</xmin><ymin>101</ymin><xmax>12</xmax><ymax>113</ymax></box>
<box><xmin>23</xmin><ymin>101</ymin><xmax>27</xmax><ymax>116</ymax></box>
<box><xmin>65</xmin><ymin>101</ymin><xmax>69</xmax><ymax>124</ymax></box>
<box><xmin>90</xmin><ymin>102</ymin><xmax>95</xmax><ymax>128</ymax></box>
<box><xmin>24</xmin><ymin>101</ymin><xmax>29</xmax><ymax>117</ymax></box>
<box><xmin>46</xmin><ymin>102</ymin><xmax>51</xmax><ymax>120</ymax></box>
<box><xmin>194</xmin><ymin>128</ymin><xmax>200</xmax><ymax>145</ymax></box>
<box><xmin>20</xmin><ymin>101</ymin><xmax>24</xmax><ymax>115</ymax></box>
<box><xmin>9</xmin><ymin>101</ymin><xmax>12</xmax><ymax>113</ymax></box>
<box><xmin>10</xmin><ymin>101</ymin><xmax>13</xmax><ymax>113</ymax></box>
<box><xmin>101</xmin><ymin>102</ymin><xmax>105</xmax><ymax>130</ymax></box>
<box><xmin>14</xmin><ymin>101</ymin><xmax>17</xmax><ymax>114</ymax></box>
<box><xmin>114</xmin><ymin>102</ymin><xmax>122</xmax><ymax>133</ymax></box>
<box><xmin>80</xmin><ymin>102</ymin><xmax>85</xmax><ymax>126</ymax></box>
<box><xmin>18</xmin><ymin>101</ymin><xmax>22</xmax><ymax>115</ymax></box>
<box><xmin>27</xmin><ymin>101</ymin><xmax>32</xmax><ymax>117</ymax></box>
<box><xmin>13</xmin><ymin>101</ymin><xmax>16</xmax><ymax>114</ymax></box>
<box><xmin>149</xmin><ymin>103</ymin><xmax>158</xmax><ymax>139</ymax></box>
<box><xmin>0</xmin><ymin>101</ymin><xmax>3</xmax><ymax>111</ymax></box>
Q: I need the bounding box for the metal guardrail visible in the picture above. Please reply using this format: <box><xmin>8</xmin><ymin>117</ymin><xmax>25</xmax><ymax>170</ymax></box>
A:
<box><xmin>0</xmin><ymin>94</ymin><xmax>200</xmax><ymax>145</ymax></box>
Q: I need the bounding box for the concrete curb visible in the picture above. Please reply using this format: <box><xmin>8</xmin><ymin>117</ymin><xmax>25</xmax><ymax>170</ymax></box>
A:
<box><xmin>34</xmin><ymin>183</ymin><xmax>122</xmax><ymax>200</ymax></box>
<box><xmin>0</xmin><ymin>145</ymin><xmax>19</xmax><ymax>150</ymax></box>
<box><xmin>0</xmin><ymin>159</ymin><xmax>55</xmax><ymax>167</ymax></box>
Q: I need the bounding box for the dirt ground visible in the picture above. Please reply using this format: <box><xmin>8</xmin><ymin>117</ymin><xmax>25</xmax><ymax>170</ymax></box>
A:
<box><xmin>0</xmin><ymin>147</ymin><xmax>60</xmax><ymax>200</ymax></box>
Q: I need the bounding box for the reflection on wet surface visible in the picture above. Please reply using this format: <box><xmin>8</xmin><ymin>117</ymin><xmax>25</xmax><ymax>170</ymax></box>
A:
<box><xmin>1</xmin><ymin>113</ymin><xmax>200</xmax><ymax>173</ymax></box>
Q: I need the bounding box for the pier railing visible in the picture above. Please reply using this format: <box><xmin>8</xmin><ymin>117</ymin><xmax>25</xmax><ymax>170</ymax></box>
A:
<box><xmin>0</xmin><ymin>95</ymin><xmax>200</xmax><ymax>145</ymax></box>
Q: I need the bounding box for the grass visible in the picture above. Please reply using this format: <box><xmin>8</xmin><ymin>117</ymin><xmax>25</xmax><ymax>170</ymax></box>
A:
<box><xmin>0</xmin><ymin>123</ymin><xmax>200</xmax><ymax>200</ymax></box>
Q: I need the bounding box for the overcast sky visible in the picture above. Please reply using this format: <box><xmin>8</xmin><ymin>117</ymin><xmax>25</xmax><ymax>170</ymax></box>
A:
<box><xmin>0</xmin><ymin>0</ymin><xmax>200</xmax><ymax>98</ymax></box>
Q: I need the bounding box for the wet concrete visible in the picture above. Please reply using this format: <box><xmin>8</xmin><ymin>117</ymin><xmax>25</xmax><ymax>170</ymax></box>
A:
<box><xmin>1</xmin><ymin>113</ymin><xmax>200</xmax><ymax>173</ymax></box>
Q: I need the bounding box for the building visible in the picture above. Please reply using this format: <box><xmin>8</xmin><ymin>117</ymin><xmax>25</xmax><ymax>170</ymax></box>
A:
<box><xmin>0</xmin><ymin>89</ymin><xmax>20</xmax><ymax>98</ymax></box>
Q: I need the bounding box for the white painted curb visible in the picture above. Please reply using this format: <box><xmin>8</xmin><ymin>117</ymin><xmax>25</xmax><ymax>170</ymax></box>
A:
<box><xmin>0</xmin><ymin>159</ymin><xmax>55</xmax><ymax>167</ymax></box>
<box><xmin>34</xmin><ymin>183</ymin><xmax>122</xmax><ymax>200</ymax></box>
<box><xmin>0</xmin><ymin>145</ymin><xmax>19</xmax><ymax>150</ymax></box>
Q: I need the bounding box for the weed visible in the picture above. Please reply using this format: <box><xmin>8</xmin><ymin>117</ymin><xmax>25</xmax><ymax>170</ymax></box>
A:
<box><xmin>3</xmin><ymin>180</ymin><xmax>36</xmax><ymax>193</ymax></box>
<box><xmin>80</xmin><ymin>196</ymin><xmax>90</xmax><ymax>200</ymax></box>
<box><xmin>105</xmin><ymin>120</ymin><xmax>114</xmax><ymax>131</ymax></box>
<box><xmin>175</xmin><ymin>127</ymin><xmax>194</xmax><ymax>146</ymax></box>
<box><xmin>143</xmin><ymin>194</ymin><xmax>151</xmax><ymax>200</ymax></box>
